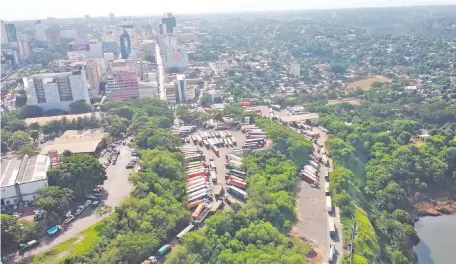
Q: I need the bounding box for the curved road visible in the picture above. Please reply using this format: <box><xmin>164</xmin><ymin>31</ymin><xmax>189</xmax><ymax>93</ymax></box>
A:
<box><xmin>10</xmin><ymin>145</ymin><xmax>133</xmax><ymax>263</ymax></box>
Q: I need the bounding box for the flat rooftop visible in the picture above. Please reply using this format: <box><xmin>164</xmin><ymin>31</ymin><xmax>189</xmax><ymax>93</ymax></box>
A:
<box><xmin>1</xmin><ymin>155</ymin><xmax>49</xmax><ymax>188</ymax></box>
<box><xmin>40</xmin><ymin>129</ymin><xmax>106</xmax><ymax>154</ymax></box>
<box><xmin>280</xmin><ymin>113</ymin><xmax>320</xmax><ymax>123</ymax></box>
<box><xmin>24</xmin><ymin>113</ymin><xmax>94</xmax><ymax>126</ymax></box>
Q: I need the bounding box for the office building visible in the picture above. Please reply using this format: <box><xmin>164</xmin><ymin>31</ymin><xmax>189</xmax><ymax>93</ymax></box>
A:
<box><xmin>67</xmin><ymin>40</ymin><xmax>103</xmax><ymax>60</ymax></box>
<box><xmin>1</xmin><ymin>20</ymin><xmax>8</xmax><ymax>44</ymax></box>
<box><xmin>120</xmin><ymin>18</ymin><xmax>142</xmax><ymax>60</ymax></box>
<box><xmin>71</xmin><ymin>60</ymin><xmax>101</xmax><ymax>98</ymax></box>
<box><xmin>105</xmin><ymin>60</ymin><xmax>139</xmax><ymax>101</ymax></box>
<box><xmin>138</xmin><ymin>81</ymin><xmax>159</xmax><ymax>99</ymax></box>
<box><xmin>47</xmin><ymin>26</ymin><xmax>61</xmax><ymax>45</ymax></box>
<box><xmin>34</xmin><ymin>20</ymin><xmax>47</xmax><ymax>41</ymax></box>
<box><xmin>23</xmin><ymin>70</ymin><xmax>91</xmax><ymax>111</ymax></box>
<box><xmin>60</xmin><ymin>29</ymin><xmax>78</xmax><ymax>39</ymax></box>
<box><xmin>176</xmin><ymin>74</ymin><xmax>187</xmax><ymax>102</ymax></box>
<box><xmin>165</xmin><ymin>82</ymin><xmax>176</xmax><ymax>104</ymax></box>
<box><xmin>160</xmin><ymin>13</ymin><xmax>177</xmax><ymax>34</ymax></box>
<box><xmin>289</xmin><ymin>63</ymin><xmax>300</xmax><ymax>77</ymax></box>
<box><xmin>18</xmin><ymin>34</ymin><xmax>31</xmax><ymax>58</ymax></box>
<box><xmin>1</xmin><ymin>154</ymin><xmax>50</xmax><ymax>204</ymax></box>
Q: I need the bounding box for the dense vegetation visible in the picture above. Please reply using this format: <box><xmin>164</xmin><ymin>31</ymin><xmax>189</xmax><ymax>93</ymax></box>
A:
<box><xmin>310</xmin><ymin>85</ymin><xmax>456</xmax><ymax>263</ymax></box>
<box><xmin>167</xmin><ymin>117</ymin><xmax>313</xmax><ymax>263</ymax></box>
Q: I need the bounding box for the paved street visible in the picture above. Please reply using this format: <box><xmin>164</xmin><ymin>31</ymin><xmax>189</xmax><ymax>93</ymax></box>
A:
<box><xmin>11</xmin><ymin>145</ymin><xmax>134</xmax><ymax>263</ymax></box>
<box><xmin>156</xmin><ymin>43</ymin><xmax>167</xmax><ymax>101</ymax></box>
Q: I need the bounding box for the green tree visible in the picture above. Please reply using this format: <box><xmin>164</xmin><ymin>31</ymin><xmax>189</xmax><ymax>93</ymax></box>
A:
<box><xmin>18</xmin><ymin>144</ymin><xmax>40</xmax><ymax>157</ymax></box>
<box><xmin>47</xmin><ymin>154</ymin><xmax>106</xmax><ymax>198</ymax></box>
<box><xmin>21</xmin><ymin>105</ymin><xmax>43</xmax><ymax>118</ymax></box>
<box><xmin>29</xmin><ymin>130</ymin><xmax>40</xmax><ymax>142</ymax></box>
<box><xmin>69</xmin><ymin>100</ymin><xmax>93</xmax><ymax>114</ymax></box>
<box><xmin>34</xmin><ymin>186</ymin><xmax>74</xmax><ymax>222</ymax></box>
<box><xmin>9</xmin><ymin>131</ymin><xmax>31</xmax><ymax>151</ymax></box>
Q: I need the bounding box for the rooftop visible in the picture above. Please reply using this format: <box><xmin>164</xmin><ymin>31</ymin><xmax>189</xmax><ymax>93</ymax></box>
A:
<box><xmin>280</xmin><ymin>113</ymin><xmax>320</xmax><ymax>123</ymax></box>
<box><xmin>24</xmin><ymin>113</ymin><xmax>94</xmax><ymax>126</ymax></box>
<box><xmin>1</xmin><ymin>155</ymin><xmax>50</xmax><ymax>188</ymax></box>
<box><xmin>40</xmin><ymin>129</ymin><xmax>106</xmax><ymax>154</ymax></box>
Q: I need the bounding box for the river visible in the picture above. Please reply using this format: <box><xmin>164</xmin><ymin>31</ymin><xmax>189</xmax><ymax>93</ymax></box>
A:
<box><xmin>414</xmin><ymin>214</ymin><xmax>456</xmax><ymax>264</ymax></box>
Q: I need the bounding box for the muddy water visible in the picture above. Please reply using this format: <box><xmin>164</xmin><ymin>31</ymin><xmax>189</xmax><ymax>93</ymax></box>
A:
<box><xmin>414</xmin><ymin>215</ymin><xmax>456</xmax><ymax>264</ymax></box>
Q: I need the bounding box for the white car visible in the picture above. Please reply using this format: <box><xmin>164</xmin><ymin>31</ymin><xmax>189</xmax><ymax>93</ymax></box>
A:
<box><xmin>328</xmin><ymin>243</ymin><xmax>336</xmax><ymax>262</ymax></box>
<box><xmin>83</xmin><ymin>200</ymin><xmax>92</xmax><ymax>208</ymax></box>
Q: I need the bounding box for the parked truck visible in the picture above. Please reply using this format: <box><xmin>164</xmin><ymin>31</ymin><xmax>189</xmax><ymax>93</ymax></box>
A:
<box><xmin>210</xmin><ymin>169</ymin><xmax>217</xmax><ymax>183</ymax></box>
<box><xmin>187</xmin><ymin>199</ymin><xmax>205</xmax><ymax>209</ymax></box>
<box><xmin>302</xmin><ymin>172</ymin><xmax>317</xmax><ymax>184</ymax></box>
<box><xmin>213</xmin><ymin>185</ymin><xmax>225</xmax><ymax>199</ymax></box>
<box><xmin>227</xmin><ymin>169</ymin><xmax>246</xmax><ymax>178</ymax></box>
<box><xmin>226</xmin><ymin>163</ymin><xmax>242</xmax><ymax>170</ymax></box>
<box><xmin>328</xmin><ymin>217</ymin><xmax>336</xmax><ymax>237</ymax></box>
<box><xmin>187</xmin><ymin>170</ymin><xmax>208</xmax><ymax>179</ymax></box>
<box><xmin>216</xmin><ymin>123</ymin><xmax>231</xmax><ymax>130</ymax></box>
<box><xmin>226</xmin><ymin>175</ymin><xmax>245</xmax><ymax>182</ymax></box>
<box><xmin>326</xmin><ymin>196</ymin><xmax>332</xmax><ymax>213</ymax></box>
<box><xmin>211</xmin><ymin>145</ymin><xmax>220</xmax><ymax>156</ymax></box>
<box><xmin>226</xmin><ymin>154</ymin><xmax>242</xmax><ymax>162</ymax></box>
<box><xmin>227</xmin><ymin>179</ymin><xmax>247</xmax><ymax>189</ymax></box>
<box><xmin>157</xmin><ymin>244</ymin><xmax>172</xmax><ymax>257</ymax></box>
<box><xmin>192</xmin><ymin>203</ymin><xmax>206</xmax><ymax>220</ymax></box>
<box><xmin>227</xmin><ymin>185</ymin><xmax>248</xmax><ymax>200</ymax></box>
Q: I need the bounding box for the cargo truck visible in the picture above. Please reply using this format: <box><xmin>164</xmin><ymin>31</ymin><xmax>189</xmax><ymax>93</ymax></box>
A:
<box><xmin>227</xmin><ymin>169</ymin><xmax>246</xmax><ymax>178</ymax></box>
<box><xmin>187</xmin><ymin>178</ymin><xmax>208</xmax><ymax>188</ymax></box>
<box><xmin>225</xmin><ymin>195</ymin><xmax>236</xmax><ymax>205</ymax></box>
<box><xmin>192</xmin><ymin>203</ymin><xmax>206</xmax><ymax>220</ymax></box>
<box><xmin>210</xmin><ymin>200</ymin><xmax>224</xmax><ymax>213</ymax></box>
<box><xmin>226</xmin><ymin>175</ymin><xmax>245</xmax><ymax>182</ymax></box>
<box><xmin>176</xmin><ymin>225</ymin><xmax>195</xmax><ymax>241</ymax></box>
<box><xmin>227</xmin><ymin>159</ymin><xmax>243</xmax><ymax>167</ymax></box>
<box><xmin>231</xmin><ymin>137</ymin><xmax>237</xmax><ymax>146</ymax></box>
<box><xmin>226</xmin><ymin>154</ymin><xmax>242</xmax><ymax>162</ymax></box>
<box><xmin>187</xmin><ymin>170</ymin><xmax>208</xmax><ymax>179</ymax></box>
<box><xmin>211</xmin><ymin>145</ymin><xmax>219</xmax><ymax>156</ymax></box>
<box><xmin>203</xmin><ymin>139</ymin><xmax>210</xmax><ymax>148</ymax></box>
<box><xmin>216</xmin><ymin>123</ymin><xmax>231</xmax><ymax>130</ymax></box>
<box><xmin>187</xmin><ymin>199</ymin><xmax>205</xmax><ymax>209</ymax></box>
<box><xmin>189</xmin><ymin>191</ymin><xmax>210</xmax><ymax>202</ymax></box>
<box><xmin>213</xmin><ymin>185</ymin><xmax>224</xmax><ymax>199</ymax></box>
<box><xmin>302</xmin><ymin>172</ymin><xmax>317</xmax><ymax>184</ymax></box>
<box><xmin>196</xmin><ymin>135</ymin><xmax>203</xmax><ymax>145</ymax></box>
<box><xmin>227</xmin><ymin>185</ymin><xmax>248</xmax><ymax>200</ymax></box>
<box><xmin>325</xmin><ymin>182</ymin><xmax>330</xmax><ymax>195</ymax></box>
<box><xmin>326</xmin><ymin>196</ymin><xmax>332</xmax><ymax>213</ymax></box>
<box><xmin>227</xmin><ymin>179</ymin><xmax>247</xmax><ymax>189</ymax></box>
<box><xmin>226</xmin><ymin>163</ymin><xmax>242</xmax><ymax>170</ymax></box>
<box><xmin>187</xmin><ymin>183</ymin><xmax>210</xmax><ymax>194</ymax></box>
<box><xmin>328</xmin><ymin>217</ymin><xmax>336</xmax><ymax>237</ymax></box>
<box><xmin>210</xmin><ymin>169</ymin><xmax>217</xmax><ymax>183</ymax></box>
<box><xmin>157</xmin><ymin>244</ymin><xmax>172</xmax><ymax>257</ymax></box>
<box><xmin>245</xmin><ymin>138</ymin><xmax>265</xmax><ymax>144</ymax></box>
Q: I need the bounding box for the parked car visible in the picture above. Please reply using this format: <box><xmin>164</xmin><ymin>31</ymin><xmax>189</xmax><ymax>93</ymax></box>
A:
<box><xmin>83</xmin><ymin>200</ymin><xmax>92</xmax><ymax>208</ymax></box>
<box><xmin>86</xmin><ymin>195</ymin><xmax>101</xmax><ymax>201</ymax></box>
<box><xmin>126</xmin><ymin>163</ymin><xmax>134</xmax><ymax>169</ymax></box>
<box><xmin>91</xmin><ymin>200</ymin><xmax>101</xmax><ymax>207</ymax></box>
<box><xmin>19</xmin><ymin>240</ymin><xmax>39</xmax><ymax>253</ymax></box>
<box><xmin>74</xmin><ymin>205</ymin><xmax>85</xmax><ymax>215</ymax></box>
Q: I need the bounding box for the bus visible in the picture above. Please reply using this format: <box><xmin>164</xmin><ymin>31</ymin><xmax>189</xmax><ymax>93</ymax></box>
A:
<box><xmin>176</xmin><ymin>224</ymin><xmax>195</xmax><ymax>241</ymax></box>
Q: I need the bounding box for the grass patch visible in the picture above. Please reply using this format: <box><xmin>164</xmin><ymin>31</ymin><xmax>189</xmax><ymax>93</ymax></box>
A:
<box><xmin>27</xmin><ymin>221</ymin><xmax>104</xmax><ymax>264</ymax></box>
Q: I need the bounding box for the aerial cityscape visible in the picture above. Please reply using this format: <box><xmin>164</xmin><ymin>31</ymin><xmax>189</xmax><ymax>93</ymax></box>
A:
<box><xmin>1</xmin><ymin>3</ymin><xmax>456</xmax><ymax>264</ymax></box>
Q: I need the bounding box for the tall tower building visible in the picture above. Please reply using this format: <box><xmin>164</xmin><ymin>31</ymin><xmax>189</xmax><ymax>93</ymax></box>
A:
<box><xmin>34</xmin><ymin>20</ymin><xmax>47</xmax><ymax>41</ymax></box>
<box><xmin>106</xmin><ymin>60</ymin><xmax>139</xmax><ymax>101</ymax></box>
<box><xmin>1</xmin><ymin>20</ymin><xmax>8</xmax><ymax>44</ymax></box>
<box><xmin>120</xmin><ymin>18</ymin><xmax>140</xmax><ymax>60</ymax></box>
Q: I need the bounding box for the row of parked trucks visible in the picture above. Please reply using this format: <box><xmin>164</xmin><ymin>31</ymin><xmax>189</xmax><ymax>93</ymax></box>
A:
<box><xmin>191</xmin><ymin>130</ymin><xmax>237</xmax><ymax>157</ymax></box>
<box><xmin>225</xmin><ymin>154</ymin><xmax>248</xmax><ymax>200</ymax></box>
<box><xmin>238</xmin><ymin>124</ymin><xmax>268</xmax><ymax>152</ymax></box>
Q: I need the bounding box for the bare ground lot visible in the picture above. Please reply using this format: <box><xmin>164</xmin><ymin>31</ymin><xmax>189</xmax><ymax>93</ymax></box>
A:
<box><xmin>346</xmin><ymin>76</ymin><xmax>391</xmax><ymax>91</ymax></box>
<box><xmin>327</xmin><ymin>98</ymin><xmax>361</xmax><ymax>105</ymax></box>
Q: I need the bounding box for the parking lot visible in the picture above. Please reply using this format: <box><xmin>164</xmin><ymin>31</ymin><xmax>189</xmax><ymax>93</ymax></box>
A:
<box><xmin>12</xmin><ymin>144</ymin><xmax>134</xmax><ymax>262</ymax></box>
<box><xmin>182</xmin><ymin>128</ymin><xmax>247</xmax><ymax>206</ymax></box>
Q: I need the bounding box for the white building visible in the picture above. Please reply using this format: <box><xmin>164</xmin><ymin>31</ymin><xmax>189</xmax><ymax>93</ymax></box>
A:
<box><xmin>165</xmin><ymin>82</ymin><xmax>176</xmax><ymax>104</ymax></box>
<box><xmin>289</xmin><ymin>63</ymin><xmax>301</xmax><ymax>77</ymax></box>
<box><xmin>138</xmin><ymin>81</ymin><xmax>159</xmax><ymax>99</ymax></box>
<box><xmin>71</xmin><ymin>60</ymin><xmax>101</xmax><ymax>98</ymax></box>
<box><xmin>60</xmin><ymin>29</ymin><xmax>78</xmax><ymax>39</ymax></box>
<box><xmin>67</xmin><ymin>40</ymin><xmax>103</xmax><ymax>60</ymax></box>
<box><xmin>23</xmin><ymin>70</ymin><xmax>91</xmax><ymax>111</ymax></box>
<box><xmin>1</xmin><ymin>154</ymin><xmax>50</xmax><ymax>205</ymax></box>
<box><xmin>34</xmin><ymin>20</ymin><xmax>47</xmax><ymax>41</ymax></box>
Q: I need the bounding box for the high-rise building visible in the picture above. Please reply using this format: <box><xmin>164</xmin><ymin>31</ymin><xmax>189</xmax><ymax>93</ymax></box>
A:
<box><xmin>105</xmin><ymin>60</ymin><xmax>139</xmax><ymax>101</ymax></box>
<box><xmin>158</xmin><ymin>14</ymin><xmax>188</xmax><ymax>71</ymax></box>
<box><xmin>176</xmin><ymin>74</ymin><xmax>187</xmax><ymax>102</ymax></box>
<box><xmin>67</xmin><ymin>40</ymin><xmax>103</xmax><ymax>60</ymax></box>
<box><xmin>138</xmin><ymin>81</ymin><xmax>159</xmax><ymax>99</ymax></box>
<box><xmin>161</xmin><ymin>13</ymin><xmax>177</xmax><ymax>34</ymax></box>
<box><xmin>34</xmin><ymin>20</ymin><xmax>47</xmax><ymax>41</ymax></box>
<box><xmin>17</xmin><ymin>34</ymin><xmax>31</xmax><ymax>58</ymax></box>
<box><xmin>120</xmin><ymin>18</ymin><xmax>141</xmax><ymax>60</ymax></box>
<box><xmin>1</xmin><ymin>20</ymin><xmax>8</xmax><ymax>44</ymax></box>
<box><xmin>71</xmin><ymin>60</ymin><xmax>101</xmax><ymax>98</ymax></box>
<box><xmin>23</xmin><ymin>70</ymin><xmax>91</xmax><ymax>111</ymax></box>
<box><xmin>165</xmin><ymin>82</ymin><xmax>176</xmax><ymax>104</ymax></box>
<box><xmin>47</xmin><ymin>26</ymin><xmax>61</xmax><ymax>45</ymax></box>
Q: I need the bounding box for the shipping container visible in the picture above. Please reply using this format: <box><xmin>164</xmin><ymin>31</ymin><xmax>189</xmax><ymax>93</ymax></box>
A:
<box><xmin>227</xmin><ymin>185</ymin><xmax>248</xmax><ymax>200</ymax></box>
<box><xmin>326</xmin><ymin>196</ymin><xmax>332</xmax><ymax>213</ymax></box>
<box><xmin>227</xmin><ymin>169</ymin><xmax>246</xmax><ymax>178</ymax></box>
<box><xmin>176</xmin><ymin>224</ymin><xmax>195</xmax><ymax>241</ymax></box>
<box><xmin>192</xmin><ymin>203</ymin><xmax>206</xmax><ymax>220</ymax></box>
<box><xmin>225</xmin><ymin>195</ymin><xmax>236</xmax><ymax>205</ymax></box>
<box><xmin>210</xmin><ymin>200</ymin><xmax>224</xmax><ymax>213</ymax></box>
<box><xmin>157</xmin><ymin>244</ymin><xmax>172</xmax><ymax>256</ymax></box>
<box><xmin>226</xmin><ymin>175</ymin><xmax>245</xmax><ymax>182</ymax></box>
<box><xmin>188</xmin><ymin>191</ymin><xmax>210</xmax><ymax>202</ymax></box>
<box><xmin>302</xmin><ymin>172</ymin><xmax>317</xmax><ymax>184</ymax></box>
<box><xmin>216</xmin><ymin>123</ymin><xmax>231</xmax><ymax>130</ymax></box>
<box><xmin>187</xmin><ymin>170</ymin><xmax>208</xmax><ymax>179</ymax></box>
<box><xmin>226</xmin><ymin>154</ymin><xmax>242</xmax><ymax>162</ymax></box>
<box><xmin>328</xmin><ymin>217</ymin><xmax>336</xmax><ymax>237</ymax></box>
<box><xmin>228</xmin><ymin>179</ymin><xmax>247</xmax><ymax>189</ymax></box>
<box><xmin>187</xmin><ymin>183</ymin><xmax>210</xmax><ymax>194</ymax></box>
<box><xmin>213</xmin><ymin>185</ymin><xmax>224</xmax><ymax>198</ymax></box>
<box><xmin>210</xmin><ymin>169</ymin><xmax>217</xmax><ymax>183</ymax></box>
<box><xmin>211</xmin><ymin>145</ymin><xmax>219</xmax><ymax>156</ymax></box>
<box><xmin>187</xmin><ymin>199</ymin><xmax>204</xmax><ymax>209</ymax></box>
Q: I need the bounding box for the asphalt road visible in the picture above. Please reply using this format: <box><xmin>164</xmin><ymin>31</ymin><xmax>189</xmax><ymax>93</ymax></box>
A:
<box><xmin>11</xmin><ymin>144</ymin><xmax>134</xmax><ymax>263</ymax></box>
<box><xmin>155</xmin><ymin>44</ymin><xmax>167</xmax><ymax>101</ymax></box>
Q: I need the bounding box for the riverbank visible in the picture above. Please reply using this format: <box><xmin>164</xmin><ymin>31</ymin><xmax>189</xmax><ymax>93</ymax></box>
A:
<box><xmin>414</xmin><ymin>199</ymin><xmax>456</xmax><ymax>216</ymax></box>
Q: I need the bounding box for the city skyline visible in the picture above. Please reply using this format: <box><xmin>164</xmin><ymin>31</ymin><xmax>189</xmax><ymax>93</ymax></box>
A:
<box><xmin>1</xmin><ymin>0</ymin><xmax>455</xmax><ymax>21</ymax></box>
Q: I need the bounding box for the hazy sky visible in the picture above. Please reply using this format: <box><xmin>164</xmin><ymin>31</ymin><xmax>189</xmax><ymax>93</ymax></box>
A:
<box><xmin>2</xmin><ymin>0</ymin><xmax>455</xmax><ymax>21</ymax></box>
